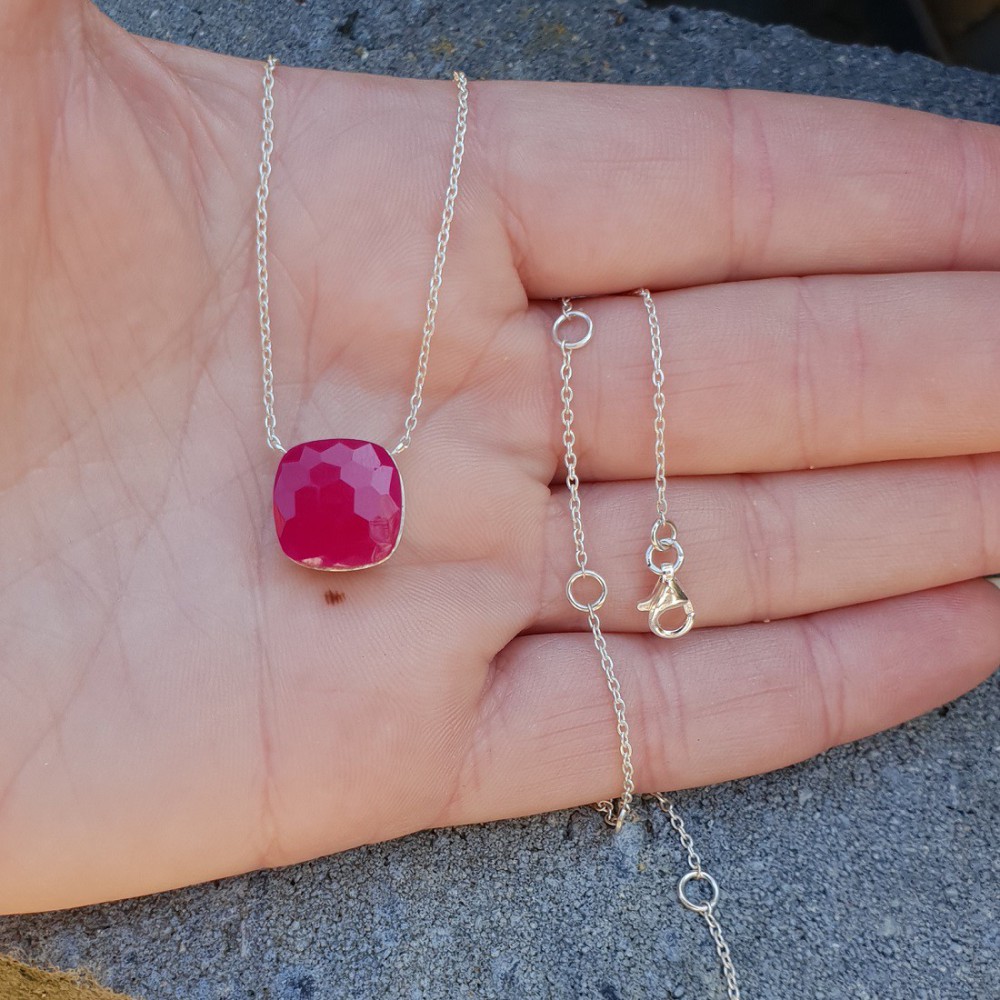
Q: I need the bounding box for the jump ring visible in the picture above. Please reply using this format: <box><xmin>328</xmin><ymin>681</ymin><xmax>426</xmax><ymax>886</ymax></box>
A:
<box><xmin>678</xmin><ymin>870</ymin><xmax>720</xmax><ymax>914</ymax></box>
<box><xmin>566</xmin><ymin>569</ymin><xmax>608</xmax><ymax>612</ymax></box>
<box><xmin>552</xmin><ymin>310</ymin><xmax>594</xmax><ymax>350</ymax></box>
<box><xmin>645</xmin><ymin>540</ymin><xmax>684</xmax><ymax>576</ymax></box>
<box><xmin>651</xmin><ymin>520</ymin><xmax>678</xmax><ymax>549</ymax></box>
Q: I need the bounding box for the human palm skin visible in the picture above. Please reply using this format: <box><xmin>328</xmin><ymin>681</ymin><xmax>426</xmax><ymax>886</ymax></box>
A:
<box><xmin>2</xmin><ymin>2</ymin><xmax>999</xmax><ymax>914</ymax></box>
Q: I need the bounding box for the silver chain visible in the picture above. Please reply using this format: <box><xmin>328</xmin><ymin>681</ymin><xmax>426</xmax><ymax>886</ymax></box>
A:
<box><xmin>255</xmin><ymin>58</ymin><xmax>469</xmax><ymax>455</ymax></box>
<box><xmin>553</xmin><ymin>297</ymin><xmax>742</xmax><ymax>1000</ymax></box>
<box><xmin>554</xmin><ymin>301</ymin><xmax>637</xmax><ymax>822</ymax></box>
<box><xmin>392</xmin><ymin>71</ymin><xmax>469</xmax><ymax>456</ymax></box>
<box><xmin>641</xmin><ymin>287</ymin><xmax>669</xmax><ymax>526</ymax></box>
<box><xmin>635</xmin><ymin>288</ymin><xmax>695</xmax><ymax>640</ymax></box>
<box><xmin>256</xmin><ymin>56</ymin><xmax>282</xmax><ymax>452</ymax></box>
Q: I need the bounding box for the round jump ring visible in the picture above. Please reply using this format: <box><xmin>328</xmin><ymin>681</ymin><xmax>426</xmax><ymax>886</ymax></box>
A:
<box><xmin>566</xmin><ymin>569</ymin><xmax>608</xmax><ymax>612</ymax></box>
<box><xmin>645</xmin><ymin>540</ymin><xmax>684</xmax><ymax>576</ymax></box>
<box><xmin>678</xmin><ymin>870</ymin><xmax>720</xmax><ymax>914</ymax></box>
<box><xmin>551</xmin><ymin>310</ymin><xmax>594</xmax><ymax>350</ymax></box>
<box><xmin>650</xmin><ymin>520</ymin><xmax>678</xmax><ymax>549</ymax></box>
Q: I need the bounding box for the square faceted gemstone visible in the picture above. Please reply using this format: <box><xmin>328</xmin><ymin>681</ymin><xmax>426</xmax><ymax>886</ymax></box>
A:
<box><xmin>272</xmin><ymin>439</ymin><xmax>403</xmax><ymax>571</ymax></box>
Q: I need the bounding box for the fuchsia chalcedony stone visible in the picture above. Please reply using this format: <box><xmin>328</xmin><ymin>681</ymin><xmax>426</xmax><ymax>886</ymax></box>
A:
<box><xmin>273</xmin><ymin>438</ymin><xmax>404</xmax><ymax>571</ymax></box>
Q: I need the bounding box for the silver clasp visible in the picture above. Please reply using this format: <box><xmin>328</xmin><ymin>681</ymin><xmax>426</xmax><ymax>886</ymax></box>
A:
<box><xmin>640</xmin><ymin>525</ymin><xmax>695</xmax><ymax>639</ymax></box>
<box><xmin>638</xmin><ymin>570</ymin><xmax>695</xmax><ymax>639</ymax></box>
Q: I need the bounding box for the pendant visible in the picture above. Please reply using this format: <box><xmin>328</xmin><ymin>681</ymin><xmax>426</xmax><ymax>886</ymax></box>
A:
<box><xmin>272</xmin><ymin>438</ymin><xmax>404</xmax><ymax>571</ymax></box>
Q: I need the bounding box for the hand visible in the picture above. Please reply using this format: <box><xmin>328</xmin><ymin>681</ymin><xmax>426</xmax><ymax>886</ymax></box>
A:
<box><xmin>2</xmin><ymin>1</ymin><xmax>998</xmax><ymax>914</ymax></box>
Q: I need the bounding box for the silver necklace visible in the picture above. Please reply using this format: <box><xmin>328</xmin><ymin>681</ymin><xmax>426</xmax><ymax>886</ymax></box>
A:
<box><xmin>255</xmin><ymin>57</ymin><xmax>469</xmax><ymax>572</ymax></box>
<box><xmin>254</xmin><ymin>55</ymin><xmax>739</xmax><ymax>996</ymax></box>
<box><xmin>552</xmin><ymin>296</ymin><xmax>742</xmax><ymax>999</ymax></box>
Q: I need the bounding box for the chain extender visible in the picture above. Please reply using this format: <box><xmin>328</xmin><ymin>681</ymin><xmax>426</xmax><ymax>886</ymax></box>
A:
<box><xmin>552</xmin><ymin>297</ymin><xmax>741</xmax><ymax>1000</ymax></box>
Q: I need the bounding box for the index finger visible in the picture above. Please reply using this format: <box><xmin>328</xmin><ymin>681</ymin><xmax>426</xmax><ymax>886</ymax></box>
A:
<box><xmin>478</xmin><ymin>84</ymin><xmax>1000</xmax><ymax>296</ymax></box>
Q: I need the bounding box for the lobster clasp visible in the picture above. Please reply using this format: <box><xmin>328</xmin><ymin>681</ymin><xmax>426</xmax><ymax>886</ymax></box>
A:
<box><xmin>638</xmin><ymin>572</ymin><xmax>696</xmax><ymax>639</ymax></box>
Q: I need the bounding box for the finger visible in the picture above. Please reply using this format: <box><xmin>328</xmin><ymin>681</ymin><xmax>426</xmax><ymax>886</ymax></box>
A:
<box><xmin>1</xmin><ymin>0</ymin><xmax>82</xmax><ymax>40</ymax></box>
<box><xmin>524</xmin><ymin>272</ymin><xmax>1000</xmax><ymax>478</ymax></box>
<box><xmin>454</xmin><ymin>581</ymin><xmax>1000</xmax><ymax>824</ymax></box>
<box><xmin>532</xmin><ymin>455</ymin><xmax>1000</xmax><ymax>634</ymax></box>
<box><xmin>478</xmin><ymin>82</ymin><xmax>1000</xmax><ymax>297</ymax></box>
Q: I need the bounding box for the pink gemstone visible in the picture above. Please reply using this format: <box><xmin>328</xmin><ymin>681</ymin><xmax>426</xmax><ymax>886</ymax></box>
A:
<box><xmin>273</xmin><ymin>439</ymin><xmax>403</xmax><ymax>571</ymax></box>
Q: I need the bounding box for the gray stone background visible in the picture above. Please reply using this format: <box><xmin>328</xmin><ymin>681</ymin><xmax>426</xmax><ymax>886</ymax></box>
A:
<box><xmin>2</xmin><ymin>2</ymin><xmax>998</xmax><ymax>998</ymax></box>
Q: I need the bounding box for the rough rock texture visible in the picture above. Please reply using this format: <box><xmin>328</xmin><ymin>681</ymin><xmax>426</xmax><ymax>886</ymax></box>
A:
<box><xmin>2</xmin><ymin>3</ymin><xmax>998</xmax><ymax>998</ymax></box>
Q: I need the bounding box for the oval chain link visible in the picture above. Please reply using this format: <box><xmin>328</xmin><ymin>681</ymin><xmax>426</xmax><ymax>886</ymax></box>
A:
<box><xmin>555</xmin><ymin>298</ymin><xmax>742</xmax><ymax>1000</ymax></box>
<box><xmin>255</xmin><ymin>59</ymin><xmax>469</xmax><ymax>455</ymax></box>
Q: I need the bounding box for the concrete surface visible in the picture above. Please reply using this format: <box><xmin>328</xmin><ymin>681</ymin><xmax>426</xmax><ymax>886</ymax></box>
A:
<box><xmin>1</xmin><ymin>2</ymin><xmax>998</xmax><ymax>998</ymax></box>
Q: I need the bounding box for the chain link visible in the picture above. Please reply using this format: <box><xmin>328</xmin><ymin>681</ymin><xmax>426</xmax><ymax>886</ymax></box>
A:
<box><xmin>255</xmin><ymin>59</ymin><xmax>469</xmax><ymax>455</ymax></box>
<box><xmin>553</xmin><ymin>299</ymin><xmax>742</xmax><ymax>1000</ymax></box>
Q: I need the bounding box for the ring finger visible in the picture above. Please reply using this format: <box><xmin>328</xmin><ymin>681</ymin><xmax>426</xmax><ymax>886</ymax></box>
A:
<box><xmin>530</xmin><ymin>453</ymin><xmax>1000</xmax><ymax>633</ymax></box>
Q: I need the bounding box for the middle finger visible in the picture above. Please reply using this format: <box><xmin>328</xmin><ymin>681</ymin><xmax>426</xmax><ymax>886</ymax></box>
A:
<box><xmin>526</xmin><ymin>272</ymin><xmax>1000</xmax><ymax>479</ymax></box>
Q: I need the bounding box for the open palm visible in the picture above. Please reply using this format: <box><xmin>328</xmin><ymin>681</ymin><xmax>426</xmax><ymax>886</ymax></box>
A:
<box><xmin>2</xmin><ymin>1</ymin><xmax>999</xmax><ymax>914</ymax></box>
